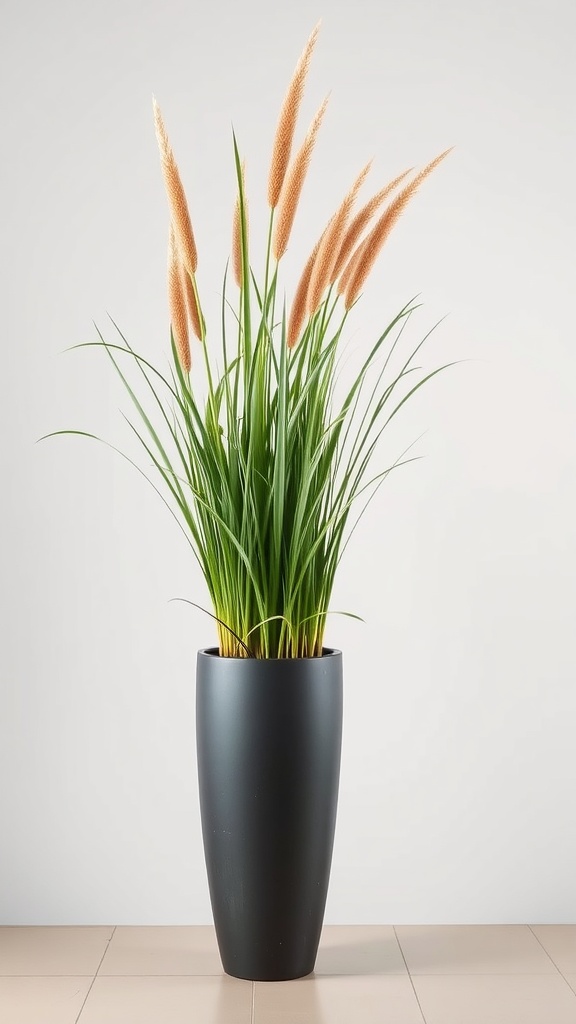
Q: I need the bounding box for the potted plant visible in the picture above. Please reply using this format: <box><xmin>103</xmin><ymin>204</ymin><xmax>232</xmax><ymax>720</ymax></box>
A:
<box><xmin>45</xmin><ymin>22</ymin><xmax>452</xmax><ymax>981</ymax></box>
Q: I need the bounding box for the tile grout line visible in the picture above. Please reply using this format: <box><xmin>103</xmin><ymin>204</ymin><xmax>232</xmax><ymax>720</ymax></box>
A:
<box><xmin>528</xmin><ymin>925</ymin><xmax>576</xmax><ymax>998</ymax></box>
<box><xmin>251</xmin><ymin>979</ymin><xmax>255</xmax><ymax>1024</ymax></box>
<box><xmin>73</xmin><ymin>926</ymin><xmax>117</xmax><ymax>1024</ymax></box>
<box><xmin>392</xmin><ymin>926</ymin><xmax>428</xmax><ymax>1024</ymax></box>
<box><xmin>405</xmin><ymin>972</ymin><xmax>576</xmax><ymax>977</ymax></box>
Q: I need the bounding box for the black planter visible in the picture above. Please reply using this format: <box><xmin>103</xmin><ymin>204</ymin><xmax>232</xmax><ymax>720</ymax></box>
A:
<box><xmin>196</xmin><ymin>647</ymin><xmax>343</xmax><ymax>981</ymax></box>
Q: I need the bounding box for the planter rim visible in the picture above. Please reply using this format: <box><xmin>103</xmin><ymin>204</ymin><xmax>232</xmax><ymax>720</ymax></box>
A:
<box><xmin>197</xmin><ymin>646</ymin><xmax>341</xmax><ymax>662</ymax></box>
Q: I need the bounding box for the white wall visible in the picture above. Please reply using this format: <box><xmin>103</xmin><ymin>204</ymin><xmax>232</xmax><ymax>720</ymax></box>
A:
<box><xmin>1</xmin><ymin>0</ymin><xmax>575</xmax><ymax>924</ymax></box>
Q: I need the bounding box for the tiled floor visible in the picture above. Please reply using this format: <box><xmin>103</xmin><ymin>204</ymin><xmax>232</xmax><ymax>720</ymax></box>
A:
<box><xmin>1</xmin><ymin>925</ymin><xmax>576</xmax><ymax>1022</ymax></box>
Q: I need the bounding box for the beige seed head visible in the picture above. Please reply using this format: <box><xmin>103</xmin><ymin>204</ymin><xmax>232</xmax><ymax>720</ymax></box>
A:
<box><xmin>343</xmin><ymin>148</ymin><xmax>452</xmax><ymax>309</ymax></box>
<box><xmin>331</xmin><ymin>168</ymin><xmax>413</xmax><ymax>286</ymax></box>
<box><xmin>306</xmin><ymin>160</ymin><xmax>373</xmax><ymax>316</ymax></box>
<box><xmin>272</xmin><ymin>94</ymin><xmax>330</xmax><ymax>262</ymax></box>
<box><xmin>153</xmin><ymin>98</ymin><xmax>198</xmax><ymax>278</ymax></box>
<box><xmin>232</xmin><ymin>161</ymin><xmax>248</xmax><ymax>288</ymax></box>
<box><xmin>337</xmin><ymin>237</ymin><xmax>364</xmax><ymax>298</ymax></box>
<box><xmin>168</xmin><ymin>225</ymin><xmax>191</xmax><ymax>372</ymax></box>
<box><xmin>287</xmin><ymin>229</ymin><xmax>327</xmax><ymax>349</ymax></box>
<box><xmin>267</xmin><ymin>22</ymin><xmax>321</xmax><ymax>208</ymax></box>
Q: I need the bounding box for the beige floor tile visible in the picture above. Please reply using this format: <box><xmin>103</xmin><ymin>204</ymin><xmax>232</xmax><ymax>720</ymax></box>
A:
<box><xmin>413</xmin><ymin>974</ymin><xmax>576</xmax><ymax>1024</ymax></box>
<box><xmin>77</xmin><ymin>975</ymin><xmax>252</xmax><ymax>1024</ymax></box>
<box><xmin>254</xmin><ymin>975</ymin><xmax>424</xmax><ymax>1023</ymax></box>
<box><xmin>565</xmin><ymin>975</ymin><xmax>576</xmax><ymax>995</ymax></box>
<box><xmin>0</xmin><ymin>976</ymin><xmax>92</xmax><ymax>1024</ymax></box>
<box><xmin>395</xmin><ymin>924</ymin><xmax>558</xmax><ymax>974</ymax></box>
<box><xmin>315</xmin><ymin>925</ymin><xmax>407</xmax><ymax>975</ymax></box>
<box><xmin>98</xmin><ymin>925</ymin><xmax>222</xmax><ymax>975</ymax></box>
<box><xmin>531</xmin><ymin>925</ymin><xmax>576</xmax><ymax>974</ymax></box>
<box><xmin>0</xmin><ymin>927</ymin><xmax>114</xmax><ymax>976</ymax></box>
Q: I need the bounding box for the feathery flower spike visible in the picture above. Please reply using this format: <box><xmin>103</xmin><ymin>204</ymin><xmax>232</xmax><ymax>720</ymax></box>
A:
<box><xmin>306</xmin><ymin>160</ymin><xmax>372</xmax><ymax>315</ymax></box>
<box><xmin>332</xmin><ymin>168</ymin><xmax>413</xmax><ymax>288</ymax></box>
<box><xmin>267</xmin><ymin>22</ymin><xmax>321</xmax><ymax>208</ymax></box>
<box><xmin>272</xmin><ymin>95</ymin><xmax>330</xmax><ymax>262</ymax></box>
<box><xmin>344</xmin><ymin>149</ymin><xmax>452</xmax><ymax>308</ymax></box>
<box><xmin>153</xmin><ymin>98</ymin><xmax>198</xmax><ymax>279</ymax></box>
<box><xmin>287</xmin><ymin>230</ymin><xmax>327</xmax><ymax>348</ymax></box>
<box><xmin>232</xmin><ymin>161</ymin><xmax>248</xmax><ymax>287</ymax></box>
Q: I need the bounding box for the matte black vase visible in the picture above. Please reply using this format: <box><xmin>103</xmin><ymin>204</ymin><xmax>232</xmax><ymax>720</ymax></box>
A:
<box><xmin>196</xmin><ymin>647</ymin><xmax>343</xmax><ymax>981</ymax></box>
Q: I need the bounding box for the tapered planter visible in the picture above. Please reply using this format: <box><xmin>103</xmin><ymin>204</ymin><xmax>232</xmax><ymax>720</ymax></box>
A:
<box><xmin>196</xmin><ymin>647</ymin><xmax>343</xmax><ymax>981</ymax></box>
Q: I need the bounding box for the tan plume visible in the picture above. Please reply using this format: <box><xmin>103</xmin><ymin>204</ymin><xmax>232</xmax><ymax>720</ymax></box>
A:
<box><xmin>232</xmin><ymin>161</ymin><xmax>248</xmax><ymax>287</ymax></box>
<box><xmin>267</xmin><ymin>22</ymin><xmax>321</xmax><ymax>208</ymax></box>
<box><xmin>168</xmin><ymin>225</ymin><xmax>191</xmax><ymax>372</ymax></box>
<box><xmin>272</xmin><ymin>95</ymin><xmax>330</xmax><ymax>262</ymax></box>
<box><xmin>153</xmin><ymin>98</ymin><xmax>198</xmax><ymax>278</ymax></box>
<box><xmin>337</xmin><ymin>240</ymin><xmax>364</xmax><ymax>298</ymax></box>
<box><xmin>331</xmin><ymin>168</ymin><xmax>413</xmax><ymax>286</ymax></box>
<box><xmin>343</xmin><ymin>148</ymin><xmax>452</xmax><ymax>309</ymax></box>
<box><xmin>306</xmin><ymin>160</ymin><xmax>372</xmax><ymax>315</ymax></box>
<box><xmin>287</xmin><ymin>230</ymin><xmax>327</xmax><ymax>349</ymax></box>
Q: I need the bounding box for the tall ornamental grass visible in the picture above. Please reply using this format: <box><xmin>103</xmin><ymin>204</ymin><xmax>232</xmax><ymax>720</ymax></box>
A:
<box><xmin>47</xmin><ymin>23</ymin><xmax>454</xmax><ymax>658</ymax></box>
